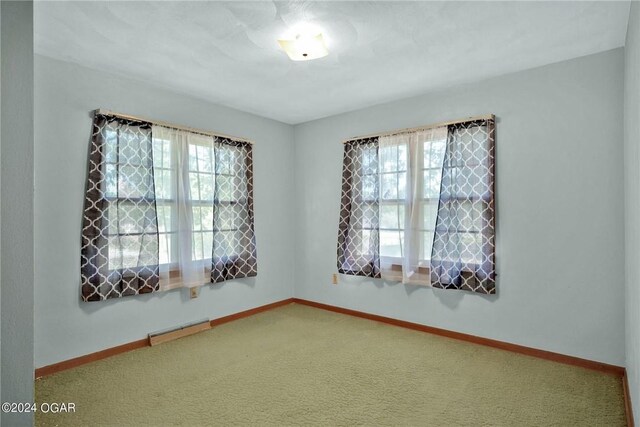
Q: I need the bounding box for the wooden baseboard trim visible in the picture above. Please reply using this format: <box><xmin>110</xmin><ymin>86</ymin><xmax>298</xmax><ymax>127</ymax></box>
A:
<box><xmin>35</xmin><ymin>298</ymin><xmax>295</xmax><ymax>379</ymax></box>
<box><xmin>34</xmin><ymin>338</ymin><xmax>149</xmax><ymax>379</ymax></box>
<box><xmin>624</xmin><ymin>370</ymin><xmax>636</xmax><ymax>427</ymax></box>
<box><xmin>292</xmin><ymin>298</ymin><xmax>626</xmax><ymax>377</ymax></box>
<box><xmin>209</xmin><ymin>298</ymin><xmax>294</xmax><ymax>327</ymax></box>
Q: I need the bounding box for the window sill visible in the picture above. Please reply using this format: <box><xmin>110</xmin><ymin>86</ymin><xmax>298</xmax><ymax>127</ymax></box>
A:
<box><xmin>159</xmin><ymin>266</ymin><xmax>212</xmax><ymax>292</ymax></box>
<box><xmin>386</xmin><ymin>263</ymin><xmax>480</xmax><ymax>275</ymax></box>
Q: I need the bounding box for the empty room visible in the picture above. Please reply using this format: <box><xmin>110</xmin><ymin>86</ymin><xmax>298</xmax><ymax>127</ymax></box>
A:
<box><xmin>1</xmin><ymin>0</ymin><xmax>639</xmax><ymax>425</ymax></box>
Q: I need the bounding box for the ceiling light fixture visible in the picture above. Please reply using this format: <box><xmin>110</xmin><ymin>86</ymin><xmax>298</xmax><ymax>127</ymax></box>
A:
<box><xmin>278</xmin><ymin>24</ymin><xmax>328</xmax><ymax>61</ymax></box>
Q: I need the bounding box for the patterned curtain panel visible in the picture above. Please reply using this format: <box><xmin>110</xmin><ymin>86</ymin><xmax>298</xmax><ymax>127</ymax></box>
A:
<box><xmin>81</xmin><ymin>115</ymin><xmax>160</xmax><ymax>301</ymax></box>
<box><xmin>211</xmin><ymin>138</ymin><xmax>258</xmax><ymax>283</ymax></box>
<box><xmin>336</xmin><ymin>137</ymin><xmax>381</xmax><ymax>278</ymax></box>
<box><xmin>430</xmin><ymin>119</ymin><xmax>496</xmax><ymax>294</ymax></box>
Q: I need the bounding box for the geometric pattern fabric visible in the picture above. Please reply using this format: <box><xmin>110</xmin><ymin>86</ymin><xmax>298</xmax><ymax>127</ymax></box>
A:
<box><xmin>430</xmin><ymin>119</ymin><xmax>496</xmax><ymax>294</ymax></box>
<box><xmin>211</xmin><ymin>138</ymin><xmax>258</xmax><ymax>283</ymax></box>
<box><xmin>81</xmin><ymin>115</ymin><xmax>160</xmax><ymax>301</ymax></box>
<box><xmin>336</xmin><ymin>137</ymin><xmax>381</xmax><ymax>278</ymax></box>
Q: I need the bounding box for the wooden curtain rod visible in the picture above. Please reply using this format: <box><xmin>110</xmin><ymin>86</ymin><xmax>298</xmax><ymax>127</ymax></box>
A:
<box><xmin>94</xmin><ymin>109</ymin><xmax>254</xmax><ymax>145</ymax></box>
<box><xmin>342</xmin><ymin>114</ymin><xmax>495</xmax><ymax>143</ymax></box>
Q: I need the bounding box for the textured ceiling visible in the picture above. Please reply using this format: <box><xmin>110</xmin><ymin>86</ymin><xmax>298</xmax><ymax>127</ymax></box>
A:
<box><xmin>35</xmin><ymin>1</ymin><xmax>630</xmax><ymax>124</ymax></box>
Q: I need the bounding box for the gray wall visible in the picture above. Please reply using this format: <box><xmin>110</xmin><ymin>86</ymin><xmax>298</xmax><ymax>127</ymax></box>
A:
<box><xmin>34</xmin><ymin>55</ymin><xmax>295</xmax><ymax>367</ymax></box>
<box><xmin>1</xmin><ymin>1</ymin><xmax>34</xmax><ymax>426</ymax></box>
<box><xmin>624</xmin><ymin>1</ymin><xmax>640</xmax><ymax>421</ymax></box>
<box><xmin>293</xmin><ymin>49</ymin><xmax>626</xmax><ymax>366</ymax></box>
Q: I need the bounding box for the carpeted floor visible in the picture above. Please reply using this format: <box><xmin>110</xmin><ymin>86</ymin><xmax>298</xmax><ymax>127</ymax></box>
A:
<box><xmin>36</xmin><ymin>303</ymin><xmax>626</xmax><ymax>426</ymax></box>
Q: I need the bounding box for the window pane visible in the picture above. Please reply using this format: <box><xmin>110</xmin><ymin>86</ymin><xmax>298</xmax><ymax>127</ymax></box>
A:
<box><xmin>189</xmin><ymin>172</ymin><xmax>213</xmax><ymax>202</ymax></box>
<box><xmin>360</xmin><ymin>229</ymin><xmax>374</xmax><ymax>256</ymax></box>
<box><xmin>381</xmin><ymin>173</ymin><xmax>398</xmax><ymax>200</ymax></box>
<box><xmin>460</xmin><ymin>132</ymin><xmax>476</xmax><ymax>164</ymax></box>
<box><xmin>397</xmin><ymin>144</ymin><xmax>407</xmax><ymax>172</ymax></box>
<box><xmin>424</xmin><ymin>169</ymin><xmax>442</xmax><ymax>199</ymax></box>
<box><xmin>189</xmin><ymin>172</ymin><xmax>201</xmax><ymax>200</ymax></box>
<box><xmin>119</xmin><ymin>132</ymin><xmax>145</xmax><ymax>165</ymax></box>
<box><xmin>216</xmin><ymin>148</ymin><xmax>233</xmax><ymax>175</ymax></box>
<box><xmin>380</xmin><ymin>203</ymin><xmax>404</xmax><ymax>230</ymax></box>
<box><xmin>192</xmin><ymin>231</ymin><xmax>205</xmax><ymax>260</ymax></box>
<box><xmin>156</xmin><ymin>204</ymin><xmax>172</xmax><ymax>233</ymax></box>
<box><xmin>397</xmin><ymin>172</ymin><xmax>406</xmax><ymax>199</ymax></box>
<box><xmin>108</xmin><ymin>235</ymin><xmax>155</xmax><ymax>270</ymax></box>
<box><xmin>107</xmin><ymin>202</ymin><xmax>153</xmax><ymax>235</ymax></box>
<box><xmin>153</xmin><ymin>139</ymin><xmax>171</xmax><ymax>169</ymax></box>
<box><xmin>215</xmin><ymin>204</ymin><xmax>235</xmax><ymax>230</ymax></box>
<box><xmin>106</xmin><ymin>203</ymin><xmax>119</xmax><ymax>236</ymax></box>
<box><xmin>122</xmin><ymin>168</ymin><xmax>147</xmax><ymax>198</ymax></box>
<box><xmin>422</xmin><ymin>200</ymin><xmax>439</xmax><ymax>231</ymax></box>
<box><xmin>454</xmin><ymin>200</ymin><xmax>484</xmax><ymax>232</ymax></box>
<box><xmin>362</xmin><ymin>149</ymin><xmax>377</xmax><ymax>175</ymax></box>
<box><xmin>202</xmin><ymin>231</ymin><xmax>213</xmax><ymax>260</ymax></box>
<box><xmin>214</xmin><ymin>230</ymin><xmax>239</xmax><ymax>257</ymax></box>
<box><xmin>362</xmin><ymin>203</ymin><xmax>377</xmax><ymax>229</ymax></box>
<box><xmin>192</xmin><ymin>206</ymin><xmax>202</xmax><ymax>231</ymax></box>
<box><xmin>380</xmin><ymin>145</ymin><xmax>398</xmax><ymax>172</ymax></box>
<box><xmin>380</xmin><ymin>230</ymin><xmax>403</xmax><ymax>258</ymax></box>
<box><xmin>198</xmin><ymin>173</ymin><xmax>215</xmax><ymax>201</ymax></box>
<box><xmin>456</xmin><ymin>166</ymin><xmax>478</xmax><ymax>198</ymax></box>
<box><xmin>127</xmin><ymin>204</ymin><xmax>152</xmax><ymax>234</ymax></box>
<box><xmin>201</xmin><ymin>206</ymin><xmax>214</xmax><ymax>231</ymax></box>
<box><xmin>155</xmin><ymin>169</ymin><xmax>172</xmax><ymax>200</ymax></box>
<box><xmin>231</xmin><ymin>175</ymin><xmax>247</xmax><ymax>200</ymax></box>
<box><xmin>454</xmin><ymin>200</ymin><xmax>469</xmax><ymax>231</ymax></box>
<box><xmin>361</xmin><ymin>175</ymin><xmax>377</xmax><ymax>201</ymax></box>
<box><xmin>188</xmin><ymin>144</ymin><xmax>198</xmax><ymax>171</ymax></box>
<box><xmin>422</xmin><ymin>231</ymin><xmax>434</xmax><ymax>261</ymax></box>
<box><xmin>459</xmin><ymin>232</ymin><xmax>480</xmax><ymax>264</ymax></box>
<box><xmin>107</xmin><ymin>236</ymin><xmax>122</xmax><ymax>270</ymax></box>
<box><xmin>105</xmin><ymin>130</ymin><xmax>118</xmax><ymax>163</ymax></box>
<box><xmin>216</xmin><ymin>175</ymin><xmax>234</xmax><ymax>202</ymax></box>
<box><xmin>158</xmin><ymin>233</ymin><xmax>171</xmax><ymax>265</ymax></box>
<box><xmin>425</xmin><ymin>137</ymin><xmax>446</xmax><ymax>168</ymax></box>
<box><xmin>197</xmin><ymin>145</ymin><xmax>214</xmax><ymax>173</ymax></box>
<box><xmin>104</xmin><ymin>164</ymin><xmax>117</xmax><ymax>197</ymax></box>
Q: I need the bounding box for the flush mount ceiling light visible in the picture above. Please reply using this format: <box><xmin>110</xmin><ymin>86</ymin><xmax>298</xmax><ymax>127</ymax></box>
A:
<box><xmin>278</xmin><ymin>23</ymin><xmax>329</xmax><ymax>61</ymax></box>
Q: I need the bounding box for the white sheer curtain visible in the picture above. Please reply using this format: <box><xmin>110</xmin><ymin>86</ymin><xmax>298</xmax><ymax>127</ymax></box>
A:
<box><xmin>379</xmin><ymin>126</ymin><xmax>447</xmax><ymax>285</ymax></box>
<box><xmin>152</xmin><ymin>126</ymin><xmax>215</xmax><ymax>290</ymax></box>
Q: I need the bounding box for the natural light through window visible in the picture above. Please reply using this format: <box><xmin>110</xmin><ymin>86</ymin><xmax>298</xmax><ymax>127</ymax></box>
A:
<box><xmin>374</xmin><ymin>132</ymin><xmax>446</xmax><ymax>265</ymax></box>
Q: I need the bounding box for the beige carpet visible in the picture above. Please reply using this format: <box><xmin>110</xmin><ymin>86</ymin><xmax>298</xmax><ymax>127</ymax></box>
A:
<box><xmin>36</xmin><ymin>303</ymin><xmax>626</xmax><ymax>426</ymax></box>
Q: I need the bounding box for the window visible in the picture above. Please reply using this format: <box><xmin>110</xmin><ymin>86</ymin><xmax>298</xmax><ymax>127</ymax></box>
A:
<box><xmin>81</xmin><ymin>114</ymin><xmax>257</xmax><ymax>302</ymax></box>
<box><xmin>151</xmin><ymin>128</ymin><xmax>258</xmax><ymax>290</ymax></box>
<box><xmin>151</xmin><ymin>129</ymin><xmax>217</xmax><ymax>289</ymax></box>
<box><xmin>376</xmin><ymin>127</ymin><xmax>448</xmax><ymax>283</ymax></box>
<box><xmin>377</xmin><ymin>134</ymin><xmax>446</xmax><ymax>262</ymax></box>
<box><xmin>337</xmin><ymin>117</ymin><xmax>495</xmax><ymax>294</ymax></box>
